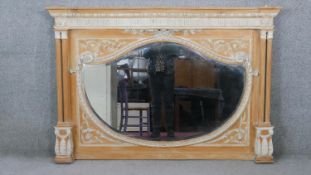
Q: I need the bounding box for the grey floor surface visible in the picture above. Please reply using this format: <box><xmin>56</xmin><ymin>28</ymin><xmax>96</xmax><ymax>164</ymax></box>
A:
<box><xmin>0</xmin><ymin>155</ymin><xmax>310</xmax><ymax>175</ymax></box>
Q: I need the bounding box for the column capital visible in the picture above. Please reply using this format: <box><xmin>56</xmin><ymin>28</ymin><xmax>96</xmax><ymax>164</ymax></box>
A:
<box><xmin>55</xmin><ymin>31</ymin><xmax>68</xmax><ymax>39</ymax></box>
<box><xmin>260</xmin><ymin>30</ymin><xmax>274</xmax><ymax>39</ymax></box>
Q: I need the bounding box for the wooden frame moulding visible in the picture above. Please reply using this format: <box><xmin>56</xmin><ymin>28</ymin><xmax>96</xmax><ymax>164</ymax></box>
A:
<box><xmin>47</xmin><ymin>7</ymin><xmax>280</xmax><ymax>164</ymax></box>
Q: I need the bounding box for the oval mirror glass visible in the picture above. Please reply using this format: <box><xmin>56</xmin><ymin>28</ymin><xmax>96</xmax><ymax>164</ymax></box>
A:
<box><xmin>83</xmin><ymin>42</ymin><xmax>245</xmax><ymax>141</ymax></box>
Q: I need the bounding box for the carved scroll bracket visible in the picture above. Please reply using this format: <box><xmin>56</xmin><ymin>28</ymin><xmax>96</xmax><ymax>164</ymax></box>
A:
<box><xmin>69</xmin><ymin>51</ymin><xmax>96</xmax><ymax>74</ymax></box>
<box><xmin>255</xmin><ymin>126</ymin><xmax>274</xmax><ymax>163</ymax></box>
<box><xmin>54</xmin><ymin>124</ymin><xmax>73</xmax><ymax>163</ymax></box>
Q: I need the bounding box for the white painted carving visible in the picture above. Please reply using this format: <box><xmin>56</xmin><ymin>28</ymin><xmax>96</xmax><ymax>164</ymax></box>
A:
<box><xmin>79</xmin><ymin>39</ymin><xmax>131</xmax><ymax>60</ymax></box>
<box><xmin>61</xmin><ymin>31</ymin><xmax>68</xmax><ymax>39</ymax></box>
<box><xmin>252</xmin><ymin>69</ymin><xmax>260</xmax><ymax>76</ymax></box>
<box><xmin>195</xmin><ymin>101</ymin><xmax>250</xmax><ymax>146</ymax></box>
<box><xmin>231</xmin><ymin>52</ymin><xmax>249</xmax><ymax>61</ymax></box>
<box><xmin>255</xmin><ymin>127</ymin><xmax>274</xmax><ymax>157</ymax></box>
<box><xmin>69</xmin><ymin>51</ymin><xmax>96</xmax><ymax>74</ymax></box>
<box><xmin>54</xmin><ymin>31</ymin><xmax>68</xmax><ymax>39</ymax></box>
<box><xmin>54</xmin><ymin>126</ymin><xmax>73</xmax><ymax>156</ymax></box>
<box><xmin>79</xmin><ymin>51</ymin><xmax>96</xmax><ymax>64</ymax></box>
<box><xmin>77</xmin><ymin>74</ymin><xmax>133</xmax><ymax>147</ymax></box>
<box><xmin>260</xmin><ymin>30</ymin><xmax>273</xmax><ymax>39</ymax></box>
<box><xmin>75</xmin><ymin>37</ymin><xmax>251</xmax><ymax>67</ymax></box>
<box><xmin>80</xmin><ymin>112</ymin><xmax>120</xmax><ymax>144</ymax></box>
<box><xmin>260</xmin><ymin>30</ymin><xmax>267</xmax><ymax>39</ymax></box>
<box><xmin>196</xmin><ymin>39</ymin><xmax>250</xmax><ymax>61</ymax></box>
<box><xmin>53</xmin><ymin>17</ymin><xmax>274</xmax><ymax>29</ymax></box>
<box><xmin>69</xmin><ymin>67</ymin><xmax>79</xmax><ymax>74</ymax></box>
<box><xmin>50</xmin><ymin>12</ymin><xmax>278</xmax><ymax>18</ymax></box>
<box><xmin>267</xmin><ymin>31</ymin><xmax>274</xmax><ymax>39</ymax></box>
<box><xmin>125</xmin><ymin>29</ymin><xmax>201</xmax><ymax>36</ymax></box>
<box><xmin>55</xmin><ymin>31</ymin><xmax>61</xmax><ymax>39</ymax></box>
<box><xmin>219</xmin><ymin>108</ymin><xmax>249</xmax><ymax>144</ymax></box>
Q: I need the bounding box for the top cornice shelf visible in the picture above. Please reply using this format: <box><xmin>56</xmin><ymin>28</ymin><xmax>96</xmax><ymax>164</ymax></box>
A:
<box><xmin>47</xmin><ymin>7</ymin><xmax>280</xmax><ymax>17</ymax></box>
<box><xmin>47</xmin><ymin>7</ymin><xmax>280</xmax><ymax>30</ymax></box>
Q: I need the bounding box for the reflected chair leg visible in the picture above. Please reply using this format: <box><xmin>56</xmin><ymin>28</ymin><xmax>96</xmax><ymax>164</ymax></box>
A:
<box><xmin>124</xmin><ymin>114</ymin><xmax>128</xmax><ymax>132</ymax></box>
<box><xmin>119</xmin><ymin>102</ymin><xmax>124</xmax><ymax>132</ymax></box>
<box><xmin>147</xmin><ymin>109</ymin><xmax>150</xmax><ymax>133</ymax></box>
<box><xmin>123</xmin><ymin>101</ymin><xmax>129</xmax><ymax>132</ymax></box>
<box><xmin>139</xmin><ymin>110</ymin><xmax>143</xmax><ymax>136</ymax></box>
<box><xmin>119</xmin><ymin>115</ymin><xmax>124</xmax><ymax>132</ymax></box>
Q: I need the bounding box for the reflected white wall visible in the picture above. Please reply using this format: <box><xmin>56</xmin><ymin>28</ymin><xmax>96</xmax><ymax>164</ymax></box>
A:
<box><xmin>83</xmin><ymin>64</ymin><xmax>118</xmax><ymax>127</ymax></box>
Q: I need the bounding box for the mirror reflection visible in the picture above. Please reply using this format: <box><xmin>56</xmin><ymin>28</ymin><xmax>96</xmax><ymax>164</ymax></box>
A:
<box><xmin>83</xmin><ymin>42</ymin><xmax>245</xmax><ymax>141</ymax></box>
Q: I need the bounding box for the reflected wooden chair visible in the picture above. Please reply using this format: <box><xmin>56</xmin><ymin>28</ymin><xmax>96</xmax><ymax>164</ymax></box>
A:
<box><xmin>118</xmin><ymin>79</ymin><xmax>150</xmax><ymax>136</ymax></box>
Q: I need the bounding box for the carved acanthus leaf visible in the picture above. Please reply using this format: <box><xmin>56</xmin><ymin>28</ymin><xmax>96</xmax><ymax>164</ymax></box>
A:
<box><xmin>195</xmin><ymin>103</ymin><xmax>250</xmax><ymax>146</ymax></box>
<box><xmin>79</xmin><ymin>39</ymin><xmax>136</xmax><ymax>60</ymax></box>
<box><xmin>223</xmin><ymin>128</ymin><xmax>246</xmax><ymax>144</ymax></box>
<box><xmin>195</xmin><ymin>39</ymin><xmax>250</xmax><ymax>61</ymax></box>
<box><xmin>208</xmin><ymin>122</ymin><xmax>248</xmax><ymax>145</ymax></box>
<box><xmin>80</xmin><ymin>111</ymin><xmax>121</xmax><ymax>144</ymax></box>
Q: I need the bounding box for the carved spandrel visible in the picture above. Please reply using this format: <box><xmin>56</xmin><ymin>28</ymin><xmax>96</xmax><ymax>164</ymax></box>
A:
<box><xmin>79</xmin><ymin>109</ymin><xmax>133</xmax><ymax>146</ymax></box>
<box><xmin>79</xmin><ymin>39</ymin><xmax>138</xmax><ymax>59</ymax></box>
<box><xmin>194</xmin><ymin>103</ymin><xmax>250</xmax><ymax>146</ymax></box>
<box><xmin>77</xmin><ymin>36</ymin><xmax>251</xmax><ymax>66</ymax></box>
<box><xmin>80</xmin><ymin>111</ymin><xmax>120</xmax><ymax>144</ymax></box>
<box><xmin>194</xmin><ymin>38</ymin><xmax>250</xmax><ymax>61</ymax></box>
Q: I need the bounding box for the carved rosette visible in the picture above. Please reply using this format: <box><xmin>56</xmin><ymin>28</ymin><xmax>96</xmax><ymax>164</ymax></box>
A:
<box><xmin>255</xmin><ymin>127</ymin><xmax>274</xmax><ymax>162</ymax></box>
<box><xmin>54</xmin><ymin>126</ymin><xmax>73</xmax><ymax>163</ymax></box>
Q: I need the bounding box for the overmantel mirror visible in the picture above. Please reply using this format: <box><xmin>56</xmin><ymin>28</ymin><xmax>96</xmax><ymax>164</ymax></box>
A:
<box><xmin>47</xmin><ymin>7</ymin><xmax>280</xmax><ymax>163</ymax></box>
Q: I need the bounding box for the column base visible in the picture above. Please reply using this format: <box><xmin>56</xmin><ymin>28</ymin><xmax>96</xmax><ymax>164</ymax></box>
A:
<box><xmin>55</xmin><ymin>155</ymin><xmax>74</xmax><ymax>164</ymax></box>
<box><xmin>255</xmin><ymin>156</ymin><xmax>274</xmax><ymax>164</ymax></box>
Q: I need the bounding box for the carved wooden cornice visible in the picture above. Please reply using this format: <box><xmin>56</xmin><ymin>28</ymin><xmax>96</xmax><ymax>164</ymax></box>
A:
<box><xmin>48</xmin><ymin>7</ymin><xmax>280</xmax><ymax>30</ymax></box>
